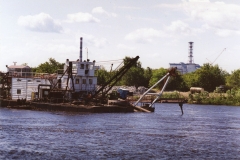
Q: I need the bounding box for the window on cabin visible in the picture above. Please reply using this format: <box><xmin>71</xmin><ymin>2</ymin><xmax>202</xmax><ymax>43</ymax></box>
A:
<box><xmin>89</xmin><ymin>79</ymin><xmax>93</xmax><ymax>84</ymax></box>
<box><xmin>75</xmin><ymin>78</ymin><xmax>79</xmax><ymax>84</ymax></box>
<box><xmin>62</xmin><ymin>78</ymin><xmax>67</xmax><ymax>83</ymax></box>
<box><xmin>82</xmin><ymin>79</ymin><xmax>86</xmax><ymax>84</ymax></box>
<box><xmin>89</xmin><ymin>64</ymin><xmax>93</xmax><ymax>70</ymax></box>
<box><xmin>80</xmin><ymin>64</ymin><xmax>84</xmax><ymax>69</ymax></box>
<box><xmin>17</xmin><ymin>89</ymin><xmax>21</xmax><ymax>94</ymax></box>
<box><xmin>86</xmin><ymin>64</ymin><xmax>89</xmax><ymax>69</ymax></box>
<box><xmin>73</xmin><ymin>64</ymin><xmax>77</xmax><ymax>69</ymax></box>
<box><xmin>44</xmin><ymin>91</ymin><xmax>49</xmax><ymax>95</ymax></box>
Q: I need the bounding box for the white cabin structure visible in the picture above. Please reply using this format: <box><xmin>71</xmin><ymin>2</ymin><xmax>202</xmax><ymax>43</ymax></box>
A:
<box><xmin>6</xmin><ymin>63</ymin><xmax>51</xmax><ymax>100</ymax></box>
<box><xmin>57</xmin><ymin>59</ymin><xmax>97</xmax><ymax>93</ymax></box>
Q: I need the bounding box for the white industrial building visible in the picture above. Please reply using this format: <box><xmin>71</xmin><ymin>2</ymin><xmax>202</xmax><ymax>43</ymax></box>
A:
<box><xmin>169</xmin><ymin>42</ymin><xmax>201</xmax><ymax>74</ymax></box>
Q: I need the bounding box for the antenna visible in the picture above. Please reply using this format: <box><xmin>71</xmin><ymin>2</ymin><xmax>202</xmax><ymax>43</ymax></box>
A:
<box><xmin>86</xmin><ymin>47</ymin><xmax>88</xmax><ymax>60</ymax></box>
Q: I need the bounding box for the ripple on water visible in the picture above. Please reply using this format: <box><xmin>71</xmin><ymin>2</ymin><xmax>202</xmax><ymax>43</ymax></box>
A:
<box><xmin>0</xmin><ymin>105</ymin><xmax>240</xmax><ymax>159</ymax></box>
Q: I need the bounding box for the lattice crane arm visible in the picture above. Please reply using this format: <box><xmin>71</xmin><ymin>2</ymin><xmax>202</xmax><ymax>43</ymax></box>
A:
<box><xmin>211</xmin><ymin>48</ymin><xmax>226</xmax><ymax>65</ymax></box>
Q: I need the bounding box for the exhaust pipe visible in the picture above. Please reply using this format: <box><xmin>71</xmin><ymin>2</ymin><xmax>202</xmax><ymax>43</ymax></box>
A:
<box><xmin>80</xmin><ymin>37</ymin><xmax>83</xmax><ymax>62</ymax></box>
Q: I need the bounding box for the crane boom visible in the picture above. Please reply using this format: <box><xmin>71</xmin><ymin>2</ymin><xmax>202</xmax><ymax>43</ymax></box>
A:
<box><xmin>211</xmin><ymin>48</ymin><xmax>226</xmax><ymax>65</ymax></box>
<box><xmin>91</xmin><ymin>56</ymin><xmax>140</xmax><ymax>99</ymax></box>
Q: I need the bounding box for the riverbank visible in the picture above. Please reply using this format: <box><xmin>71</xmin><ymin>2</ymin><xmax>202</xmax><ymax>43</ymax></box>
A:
<box><xmin>128</xmin><ymin>90</ymin><xmax>240</xmax><ymax>106</ymax></box>
<box><xmin>165</xmin><ymin>91</ymin><xmax>240</xmax><ymax>106</ymax></box>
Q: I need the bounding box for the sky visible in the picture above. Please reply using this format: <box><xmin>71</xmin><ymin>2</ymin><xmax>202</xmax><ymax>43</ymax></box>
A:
<box><xmin>1</xmin><ymin>0</ymin><xmax>240</xmax><ymax>73</ymax></box>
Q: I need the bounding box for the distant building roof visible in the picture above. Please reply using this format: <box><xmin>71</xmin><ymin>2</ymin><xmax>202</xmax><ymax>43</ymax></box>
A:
<box><xmin>7</xmin><ymin>65</ymin><xmax>30</xmax><ymax>69</ymax></box>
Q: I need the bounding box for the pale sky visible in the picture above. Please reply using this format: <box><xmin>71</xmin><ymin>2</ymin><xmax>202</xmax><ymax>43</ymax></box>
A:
<box><xmin>1</xmin><ymin>0</ymin><xmax>240</xmax><ymax>73</ymax></box>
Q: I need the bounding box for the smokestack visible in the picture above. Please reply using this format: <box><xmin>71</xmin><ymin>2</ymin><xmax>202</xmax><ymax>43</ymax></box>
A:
<box><xmin>188</xmin><ymin>42</ymin><xmax>193</xmax><ymax>64</ymax></box>
<box><xmin>80</xmin><ymin>37</ymin><xmax>83</xmax><ymax>62</ymax></box>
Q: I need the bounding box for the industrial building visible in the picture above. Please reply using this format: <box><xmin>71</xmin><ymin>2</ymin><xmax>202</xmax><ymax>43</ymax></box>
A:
<box><xmin>169</xmin><ymin>42</ymin><xmax>201</xmax><ymax>74</ymax></box>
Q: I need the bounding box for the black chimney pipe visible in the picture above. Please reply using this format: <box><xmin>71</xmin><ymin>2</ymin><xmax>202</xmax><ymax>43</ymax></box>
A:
<box><xmin>80</xmin><ymin>37</ymin><xmax>83</xmax><ymax>62</ymax></box>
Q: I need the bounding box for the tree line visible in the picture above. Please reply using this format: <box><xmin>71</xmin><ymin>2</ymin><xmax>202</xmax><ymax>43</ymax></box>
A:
<box><xmin>31</xmin><ymin>57</ymin><xmax>240</xmax><ymax>92</ymax></box>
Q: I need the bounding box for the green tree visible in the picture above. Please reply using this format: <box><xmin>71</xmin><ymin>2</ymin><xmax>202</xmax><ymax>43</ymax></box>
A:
<box><xmin>182</xmin><ymin>72</ymin><xmax>198</xmax><ymax>89</ymax></box>
<box><xmin>193</xmin><ymin>63</ymin><xmax>227</xmax><ymax>92</ymax></box>
<box><xmin>36</xmin><ymin>58</ymin><xmax>64</xmax><ymax>74</ymax></box>
<box><xmin>121</xmin><ymin>67</ymin><xmax>145</xmax><ymax>88</ymax></box>
<box><xmin>22</xmin><ymin>63</ymin><xmax>28</xmax><ymax>66</ymax></box>
<box><xmin>226</xmin><ymin>69</ymin><xmax>240</xmax><ymax>89</ymax></box>
<box><xmin>149</xmin><ymin>68</ymin><xmax>187</xmax><ymax>91</ymax></box>
<box><xmin>167</xmin><ymin>72</ymin><xmax>188</xmax><ymax>91</ymax></box>
<box><xmin>95</xmin><ymin>67</ymin><xmax>110</xmax><ymax>85</ymax></box>
<box><xmin>31</xmin><ymin>67</ymin><xmax>37</xmax><ymax>73</ymax></box>
<box><xmin>120</xmin><ymin>56</ymin><xmax>146</xmax><ymax>88</ymax></box>
<box><xmin>142</xmin><ymin>67</ymin><xmax>152</xmax><ymax>87</ymax></box>
<box><xmin>149</xmin><ymin>68</ymin><xmax>167</xmax><ymax>89</ymax></box>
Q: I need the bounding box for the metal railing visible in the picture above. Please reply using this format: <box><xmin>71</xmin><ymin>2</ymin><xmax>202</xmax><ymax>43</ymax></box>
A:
<box><xmin>8</xmin><ymin>71</ymin><xmax>57</xmax><ymax>79</ymax></box>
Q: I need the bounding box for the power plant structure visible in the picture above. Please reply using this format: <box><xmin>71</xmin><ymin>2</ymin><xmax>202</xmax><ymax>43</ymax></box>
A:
<box><xmin>169</xmin><ymin>42</ymin><xmax>201</xmax><ymax>74</ymax></box>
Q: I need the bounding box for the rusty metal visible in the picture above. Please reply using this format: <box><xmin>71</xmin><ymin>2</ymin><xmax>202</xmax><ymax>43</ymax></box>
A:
<box><xmin>0</xmin><ymin>72</ymin><xmax>11</xmax><ymax>99</ymax></box>
<box><xmin>64</xmin><ymin>61</ymin><xmax>75</xmax><ymax>92</ymax></box>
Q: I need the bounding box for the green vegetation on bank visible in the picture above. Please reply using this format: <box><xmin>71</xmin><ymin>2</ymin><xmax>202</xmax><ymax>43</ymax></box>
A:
<box><xmin>29</xmin><ymin>57</ymin><xmax>240</xmax><ymax>106</ymax></box>
<box><xmin>188</xmin><ymin>88</ymin><xmax>240</xmax><ymax>106</ymax></box>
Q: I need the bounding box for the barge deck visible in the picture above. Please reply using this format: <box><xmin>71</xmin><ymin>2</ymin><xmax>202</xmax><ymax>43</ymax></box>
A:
<box><xmin>0</xmin><ymin>99</ymin><xmax>153</xmax><ymax>113</ymax></box>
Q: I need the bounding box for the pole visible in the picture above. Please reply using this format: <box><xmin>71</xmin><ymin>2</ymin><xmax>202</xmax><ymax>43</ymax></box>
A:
<box><xmin>25</xmin><ymin>71</ymin><xmax>27</xmax><ymax>100</ymax></box>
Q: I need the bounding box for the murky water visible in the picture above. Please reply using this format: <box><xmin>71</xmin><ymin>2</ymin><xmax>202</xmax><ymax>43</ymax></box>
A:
<box><xmin>1</xmin><ymin>104</ymin><xmax>240</xmax><ymax>159</ymax></box>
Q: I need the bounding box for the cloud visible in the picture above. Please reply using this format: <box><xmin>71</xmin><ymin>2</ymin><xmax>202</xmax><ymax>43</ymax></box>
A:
<box><xmin>117</xmin><ymin>6</ymin><xmax>141</xmax><ymax>10</ymax></box>
<box><xmin>24</xmin><ymin>42</ymin><xmax>77</xmax><ymax>56</ymax></box>
<box><xmin>188</xmin><ymin>0</ymin><xmax>210</xmax><ymax>2</ymax></box>
<box><xmin>166</xmin><ymin>20</ymin><xmax>203</xmax><ymax>36</ymax></box>
<box><xmin>157</xmin><ymin>1</ymin><xmax>240</xmax><ymax>37</ymax></box>
<box><xmin>182</xmin><ymin>0</ymin><xmax>240</xmax><ymax>35</ymax></box>
<box><xmin>125</xmin><ymin>28</ymin><xmax>165</xmax><ymax>43</ymax></box>
<box><xmin>215</xmin><ymin>29</ymin><xmax>240</xmax><ymax>37</ymax></box>
<box><xmin>79</xmin><ymin>34</ymin><xmax>108</xmax><ymax>48</ymax></box>
<box><xmin>66</xmin><ymin>12</ymin><xmax>100</xmax><ymax>23</ymax></box>
<box><xmin>167</xmin><ymin>20</ymin><xmax>191</xmax><ymax>34</ymax></box>
<box><xmin>117</xmin><ymin>44</ymin><xmax>135</xmax><ymax>50</ymax></box>
<box><xmin>125</xmin><ymin>21</ymin><xmax>202</xmax><ymax>42</ymax></box>
<box><xmin>92</xmin><ymin>7</ymin><xmax>117</xmax><ymax>17</ymax></box>
<box><xmin>18</xmin><ymin>13</ymin><xmax>62</xmax><ymax>33</ymax></box>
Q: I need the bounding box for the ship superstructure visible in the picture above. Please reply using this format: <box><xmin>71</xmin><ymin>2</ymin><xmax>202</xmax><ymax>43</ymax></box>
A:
<box><xmin>55</xmin><ymin>37</ymin><xmax>98</xmax><ymax>98</ymax></box>
<box><xmin>2</xmin><ymin>37</ymin><xmax>98</xmax><ymax>101</ymax></box>
<box><xmin>57</xmin><ymin>58</ymin><xmax>97</xmax><ymax>93</ymax></box>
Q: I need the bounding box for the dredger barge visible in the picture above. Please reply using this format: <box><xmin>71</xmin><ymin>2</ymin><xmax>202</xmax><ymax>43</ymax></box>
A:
<box><xmin>0</xmin><ymin>37</ymin><xmax>185</xmax><ymax>114</ymax></box>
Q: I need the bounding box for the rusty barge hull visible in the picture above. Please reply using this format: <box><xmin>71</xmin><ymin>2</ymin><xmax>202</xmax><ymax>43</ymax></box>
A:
<box><xmin>0</xmin><ymin>100</ymin><xmax>134</xmax><ymax>113</ymax></box>
<box><xmin>30</xmin><ymin>102</ymin><xmax>134</xmax><ymax>113</ymax></box>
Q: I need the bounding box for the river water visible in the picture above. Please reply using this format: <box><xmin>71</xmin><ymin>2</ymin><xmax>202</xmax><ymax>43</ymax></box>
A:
<box><xmin>1</xmin><ymin>103</ymin><xmax>240</xmax><ymax>159</ymax></box>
